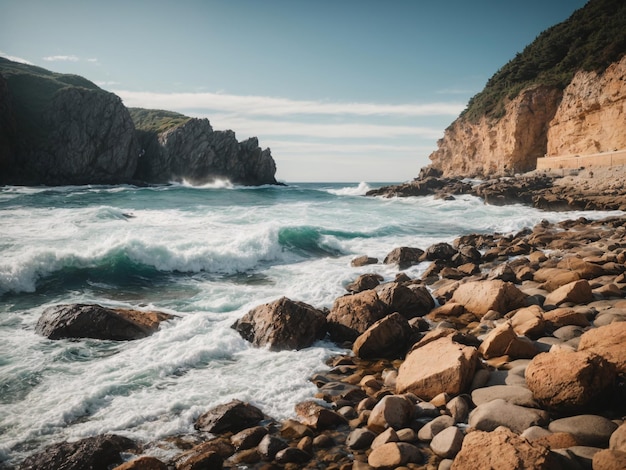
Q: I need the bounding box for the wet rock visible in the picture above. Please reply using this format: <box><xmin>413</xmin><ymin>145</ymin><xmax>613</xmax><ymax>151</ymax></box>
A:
<box><xmin>19</xmin><ymin>434</ymin><xmax>137</xmax><ymax>470</ymax></box>
<box><xmin>424</xmin><ymin>242</ymin><xmax>458</xmax><ymax>261</ymax></box>
<box><xmin>294</xmin><ymin>401</ymin><xmax>348</xmax><ymax>430</ymax></box>
<box><xmin>35</xmin><ymin>304</ymin><xmax>175</xmax><ymax>340</ymax></box>
<box><xmin>525</xmin><ymin>350</ymin><xmax>616</xmax><ymax>411</ymax></box>
<box><xmin>346</xmin><ymin>274</ymin><xmax>384</xmax><ymax>293</ymax></box>
<box><xmin>396</xmin><ymin>337</ymin><xmax>479</xmax><ymax>400</ymax></box>
<box><xmin>327</xmin><ymin>290</ymin><xmax>388</xmax><ymax>343</ymax></box>
<box><xmin>174</xmin><ymin>439</ymin><xmax>230</xmax><ymax>470</ymax></box>
<box><xmin>376</xmin><ymin>282</ymin><xmax>434</xmax><ymax>318</ymax></box>
<box><xmin>468</xmin><ymin>399</ymin><xmax>549</xmax><ymax>434</ymax></box>
<box><xmin>383</xmin><ymin>247</ymin><xmax>425</xmax><ymax>270</ymax></box>
<box><xmin>450</xmin><ymin>280</ymin><xmax>527</xmax><ymax>316</ymax></box>
<box><xmin>352</xmin><ymin>313</ymin><xmax>412</xmax><ymax>359</ymax></box>
<box><xmin>195</xmin><ymin>400</ymin><xmax>264</xmax><ymax>434</ymax></box>
<box><xmin>231</xmin><ymin>426</ymin><xmax>268</xmax><ymax>450</ymax></box>
<box><xmin>351</xmin><ymin>255</ymin><xmax>379</xmax><ymax>267</ymax></box>
<box><xmin>231</xmin><ymin>297</ymin><xmax>327</xmax><ymax>351</ymax></box>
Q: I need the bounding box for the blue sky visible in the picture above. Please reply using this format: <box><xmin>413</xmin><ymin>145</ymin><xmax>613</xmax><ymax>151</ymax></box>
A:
<box><xmin>1</xmin><ymin>0</ymin><xmax>588</xmax><ymax>182</ymax></box>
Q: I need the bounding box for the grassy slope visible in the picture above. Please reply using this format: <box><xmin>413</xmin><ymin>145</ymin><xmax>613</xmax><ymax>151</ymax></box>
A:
<box><xmin>462</xmin><ymin>0</ymin><xmax>626</xmax><ymax>122</ymax></box>
<box><xmin>128</xmin><ymin>108</ymin><xmax>191</xmax><ymax>134</ymax></box>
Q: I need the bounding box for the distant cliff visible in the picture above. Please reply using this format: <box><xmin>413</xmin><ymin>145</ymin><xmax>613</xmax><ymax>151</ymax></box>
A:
<box><xmin>0</xmin><ymin>58</ymin><xmax>278</xmax><ymax>186</ymax></box>
<box><xmin>429</xmin><ymin>0</ymin><xmax>626</xmax><ymax>178</ymax></box>
<box><xmin>130</xmin><ymin>108</ymin><xmax>277</xmax><ymax>186</ymax></box>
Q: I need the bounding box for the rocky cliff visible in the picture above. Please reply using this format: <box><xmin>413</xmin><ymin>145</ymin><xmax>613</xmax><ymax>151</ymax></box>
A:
<box><xmin>0</xmin><ymin>58</ymin><xmax>278</xmax><ymax>186</ymax></box>
<box><xmin>132</xmin><ymin>110</ymin><xmax>277</xmax><ymax>186</ymax></box>
<box><xmin>429</xmin><ymin>0</ymin><xmax>626</xmax><ymax>178</ymax></box>
<box><xmin>0</xmin><ymin>58</ymin><xmax>139</xmax><ymax>185</ymax></box>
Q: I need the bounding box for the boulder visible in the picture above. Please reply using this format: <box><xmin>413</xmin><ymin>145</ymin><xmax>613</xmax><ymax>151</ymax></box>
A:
<box><xmin>430</xmin><ymin>426</ymin><xmax>464</xmax><ymax>459</ymax></box>
<box><xmin>424</xmin><ymin>242</ymin><xmax>458</xmax><ymax>261</ymax></box>
<box><xmin>544</xmin><ymin>279</ymin><xmax>593</xmax><ymax>307</ymax></box>
<box><xmin>557</xmin><ymin>256</ymin><xmax>606</xmax><ymax>279</ymax></box>
<box><xmin>543</xmin><ymin>307</ymin><xmax>590</xmax><ymax>328</ymax></box>
<box><xmin>351</xmin><ymin>255</ymin><xmax>378</xmax><ymax>267</ymax></box>
<box><xmin>471</xmin><ymin>385</ymin><xmax>537</xmax><ymax>408</ymax></box>
<box><xmin>610</xmin><ymin>422</ymin><xmax>626</xmax><ymax>452</ymax></box>
<box><xmin>478</xmin><ymin>321</ymin><xmax>538</xmax><ymax>359</ymax></box>
<box><xmin>35</xmin><ymin>304</ymin><xmax>175</xmax><ymax>340</ymax></box>
<box><xmin>592</xmin><ymin>449</ymin><xmax>626</xmax><ymax>470</ymax></box>
<box><xmin>468</xmin><ymin>399</ymin><xmax>549</xmax><ymax>434</ymax></box>
<box><xmin>294</xmin><ymin>401</ymin><xmax>348</xmax><ymax>430</ymax></box>
<box><xmin>368</xmin><ymin>442</ymin><xmax>422</xmax><ymax>468</ymax></box>
<box><xmin>274</xmin><ymin>447</ymin><xmax>310</xmax><ymax>465</ymax></box>
<box><xmin>509</xmin><ymin>305</ymin><xmax>545</xmax><ymax>338</ymax></box>
<box><xmin>383</xmin><ymin>247</ymin><xmax>425</xmax><ymax>269</ymax></box>
<box><xmin>112</xmin><ymin>456</ymin><xmax>167</xmax><ymax>470</ymax></box>
<box><xmin>346</xmin><ymin>428</ymin><xmax>377</xmax><ymax>450</ymax></box>
<box><xmin>326</xmin><ymin>290</ymin><xmax>388</xmax><ymax>342</ymax></box>
<box><xmin>352</xmin><ymin>313</ymin><xmax>412</xmax><ymax>359</ymax></box>
<box><xmin>195</xmin><ymin>400</ymin><xmax>264</xmax><ymax>434</ymax></box>
<box><xmin>367</xmin><ymin>395</ymin><xmax>414</xmax><ymax>432</ymax></box>
<box><xmin>371</xmin><ymin>428</ymin><xmax>400</xmax><ymax>449</ymax></box>
<box><xmin>257</xmin><ymin>434</ymin><xmax>288</xmax><ymax>461</ymax></box>
<box><xmin>396</xmin><ymin>337</ymin><xmax>479</xmax><ymax>400</ymax></box>
<box><xmin>417</xmin><ymin>415</ymin><xmax>455</xmax><ymax>441</ymax></box>
<box><xmin>18</xmin><ymin>434</ymin><xmax>137</xmax><ymax>470</ymax></box>
<box><xmin>578</xmin><ymin>321</ymin><xmax>626</xmax><ymax>373</ymax></box>
<box><xmin>376</xmin><ymin>282</ymin><xmax>435</xmax><ymax>318</ymax></box>
<box><xmin>450</xmin><ymin>280</ymin><xmax>527</xmax><ymax>316</ymax></box>
<box><xmin>231</xmin><ymin>297</ymin><xmax>326</xmax><ymax>351</ymax></box>
<box><xmin>451</xmin><ymin>427</ymin><xmax>557</xmax><ymax>470</ymax></box>
<box><xmin>346</xmin><ymin>273</ymin><xmax>384</xmax><ymax>293</ymax></box>
<box><xmin>534</xmin><ymin>268</ymin><xmax>581</xmax><ymax>291</ymax></box>
<box><xmin>231</xmin><ymin>426</ymin><xmax>268</xmax><ymax>450</ymax></box>
<box><xmin>549</xmin><ymin>415</ymin><xmax>618</xmax><ymax>447</ymax></box>
<box><xmin>174</xmin><ymin>439</ymin><xmax>231</xmax><ymax>470</ymax></box>
<box><xmin>525</xmin><ymin>350</ymin><xmax>616</xmax><ymax>411</ymax></box>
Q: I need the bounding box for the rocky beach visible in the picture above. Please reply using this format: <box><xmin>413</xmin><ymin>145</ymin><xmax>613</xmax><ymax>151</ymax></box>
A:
<box><xmin>12</xmin><ymin>172</ymin><xmax>626</xmax><ymax>470</ymax></box>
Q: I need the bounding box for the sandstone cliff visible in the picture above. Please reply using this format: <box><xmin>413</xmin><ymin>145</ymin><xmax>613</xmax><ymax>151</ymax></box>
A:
<box><xmin>429</xmin><ymin>0</ymin><xmax>625</xmax><ymax>178</ymax></box>
<box><xmin>547</xmin><ymin>55</ymin><xmax>626</xmax><ymax>157</ymax></box>
<box><xmin>132</xmin><ymin>112</ymin><xmax>277</xmax><ymax>186</ymax></box>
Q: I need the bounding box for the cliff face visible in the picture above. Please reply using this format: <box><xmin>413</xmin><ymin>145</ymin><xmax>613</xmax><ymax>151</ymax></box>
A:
<box><xmin>134</xmin><ymin>117</ymin><xmax>277</xmax><ymax>186</ymax></box>
<box><xmin>429</xmin><ymin>86</ymin><xmax>563</xmax><ymax>177</ymax></box>
<box><xmin>547</xmin><ymin>55</ymin><xmax>626</xmax><ymax>156</ymax></box>
<box><xmin>429</xmin><ymin>55</ymin><xmax>626</xmax><ymax>178</ymax></box>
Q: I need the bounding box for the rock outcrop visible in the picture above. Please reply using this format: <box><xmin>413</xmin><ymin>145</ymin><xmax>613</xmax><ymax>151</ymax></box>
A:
<box><xmin>133</xmin><ymin>115</ymin><xmax>277</xmax><ymax>186</ymax></box>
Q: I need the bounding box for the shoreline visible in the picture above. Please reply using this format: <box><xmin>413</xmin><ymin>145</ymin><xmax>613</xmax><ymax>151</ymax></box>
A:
<box><xmin>12</xmin><ymin>209</ymin><xmax>626</xmax><ymax>469</ymax></box>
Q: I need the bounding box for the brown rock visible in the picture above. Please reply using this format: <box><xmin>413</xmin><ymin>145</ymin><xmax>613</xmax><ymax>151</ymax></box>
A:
<box><xmin>542</xmin><ymin>307</ymin><xmax>590</xmax><ymax>328</ymax></box>
<box><xmin>468</xmin><ymin>399</ymin><xmax>549</xmax><ymax>434</ymax></box>
<box><xmin>352</xmin><ymin>313</ymin><xmax>412</xmax><ymax>359</ymax></box>
<box><xmin>327</xmin><ymin>290</ymin><xmax>388</xmax><ymax>342</ymax></box>
<box><xmin>194</xmin><ymin>400</ymin><xmax>264</xmax><ymax>434</ymax></box>
<box><xmin>112</xmin><ymin>457</ymin><xmax>167</xmax><ymax>470</ymax></box>
<box><xmin>367</xmin><ymin>395</ymin><xmax>414</xmax><ymax>433</ymax></box>
<box><xmin>396</xmin><ymin>337</ymin><xmax>478</xmax><ymax>400</ymax></box>
<box><xmin>346</xmin><ymin>273</ymin><xmax>384</xmax><ymax>293</ymax></box>
<box><xmin>578</xmin><ymin>321</ymin><xmax>626</xmax><ymax>373</ymax></box>
<box><xmin>367</xmin><ymin>442</ymin><xmax>422</xmax><ymax>468</ymax></box>
<box><xmin>525</xmin><ymin>350</ymin><xmax>616</xmax><ymax>411</ymax></box>
<box><xmin>510</xmin><ymin>305</ymin><xmax>545</xmax><ymax>338</ymax></box>
<box><xmin>534</xmin><ymin>268</ymin><xmax>580</xmax><ymax>291</ymax></box>
<box><xmin>294</xmin><ymin>401</ymin><xmax>348</xmax><ymax>430</ymax></box>
<box><xmin>549</xmin><ymin>414</ymin><xmax>618</xmax><ymax>447</ymax></box>
<box><xmin>35</xmin><ymin>304</ymin><xmax>175</xmax><ymax>340</ymax></box>
<box><xmin>231</xmin><ymin>426</ymin><xmax>268</xmax><ymax>450</ymax></box>
<box><xmin>450</xmin><ymin>280</ymin><xmax>527</xmax><ymax>316</ymax></box>
<box><xmin>610</xmin><ymin>422</ymin><xmax>626</xmax><ymax>452</ymax></box>
<box><xmin>532</xmin><ymin>432</ymin><xmax>580</xmax><ymax>450</ymax></box>
<box><xmin>544</xmin><ymin>279</ymin><xmax>593</xmax><ymax>307</ymax></box>
<box><xmin>592</xmin><ymin>449</ymin><xmax>626</xmax><ymax>470</ymax></box>
<box><xmin>280</xmin><ymin>419</ymin><xmax>314</xmax><ymax>439</ymax></box>
<box><xmin>376</xmin><ymin>282</ymin><xmax>434</xmax><ymax>318</ymax></box>
<box><xmin>351</xmin><ymin>255</ymin><xmax>378</xmax><ymax>267</ymax></box>
<box><xmin>451</xmin><ymin>427</ymin><xmax>557</xmax><ymax>470</ymax></box>
<box><xmin>172</xmin><ymin>438</ymin><xmax>234</xmax><ymax>469</ymax></box>
<box><xmin>383</xmin><ymin>247</ymin><xmax>425</xmax><ymax>269</ymax></box>
<box><xmin>478</xmin><ymin>321</ymin><xmax>538</xmax><ymax>359</ymax></box>
<box><xmin>430</xmin><ymin>426</ymin><xmax>464</xmax><ymax>459</ymax></box>
<box><xmin>231</xmin><ymin>297</ymin><xmax>326</xmax><ymax>351</ymax></box>
<box><xmin>557</xmin><ymin>256</ymin><xmax>606</xmax><ymax>279</ymax></box>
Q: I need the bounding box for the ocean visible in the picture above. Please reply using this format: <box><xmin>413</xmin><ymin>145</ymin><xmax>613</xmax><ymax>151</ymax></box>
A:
<box><xmin>0</xmin><ymin>181</ymin><xmax>619</xmax><ymax>465</ymax></box>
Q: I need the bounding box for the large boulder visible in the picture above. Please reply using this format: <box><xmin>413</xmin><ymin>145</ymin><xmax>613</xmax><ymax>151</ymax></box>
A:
<box><xmin>396</xmin><ymin>337</ymin><xmax>479</xmax><ymax>400</ymax></box>
<box><xmin>18</xmin><ymin>434</ymin><xmax>137</xmax><ymax>470</ymax></box>
<box><xmin>578</xmin><ymin>322</ymin><xmax>626</xmax><ymax>373</ymax></box>
<box><xmin>451</xmin><ymin>427</ymin><xmax>557</xmax><ymax>470</ymax></box>
<box><xmin>478</xmin><ymin>321</ymin><xmax>538</xmax><ymax>359</ymax></box>
<box><xmin>35</xmin><ymin>304</ymin><xmax>175</xmax><ymax>340</ymax></box>
<box><xmin>549</xmin><ymin>415</ymin><xmax>619</xmax><ymax>447</ymax></box>
<box><xmin>231</xmin><ymin>297</ymin><xmax>327</xmax><ymax>351</ymax></box>
<box><xmin>376</xmin><ymin>282</ymin><xmax>435</xmax><ymax>318</ymax></box>
<box><xmin>352</xmin><ymin>313</ymin><xmax>412</xmax><ymax>359</ymax></box>
<box><xmin>194</xmin><ymin>400</ymin><xmax>264</xmax><ymax>434</ymax></box>
<box><xmin>544</xmin><ymin>279</ymin><xmax>593</xmax><ymax>307</ymax></box>
<box><xmin>450</xmin><ymin>280</ymin><xmax>527</xmax><ymax>316</ymax></box>
<box><xmin>383</xmin><ymin>247</ymin><xmax>425</xmax><ymax>269</ymax></box>
<box><xmin>525</xmin><ymin>350</ymin><xmax>616</xmax><ymax>411</ymax></box>
<box><xmin>468</xmin><ymin>399</ymin><xmax>549</xmax><ymax>434</ymax></box>
<box><xmin>326</xmin><ymin>290</ymin><xmax>388</xmax><ymax>343</ymax></box>
<box><xmin>368</xmin><ymin>442</ymin><xmax>423</xmax><ymax>468</ymax></box>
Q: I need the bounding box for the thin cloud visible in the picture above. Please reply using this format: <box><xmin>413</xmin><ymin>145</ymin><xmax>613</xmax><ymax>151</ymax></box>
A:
<box><xmin>263</xmin><ymin>140</ymin><xmax>432</xmax><ymax>154</ymax></box>
<box><xmin>0</xmin><ymin>51</ymin><xmax>33</xmax><ymax>65</ymax></box>
<box><xmin>43</xmin><ymin>55</ymin><xmax>80</xmax><ymax>62</ymax></box>
<box><xmin>114</xmin><ymin>90</ymin><xmax>464</xmax><ymax>118</ymax></box>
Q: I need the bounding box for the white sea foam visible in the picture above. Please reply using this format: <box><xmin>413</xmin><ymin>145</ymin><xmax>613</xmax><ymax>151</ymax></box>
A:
<box><xmin>325</xmin><ymin>181</ymin><xmax>371</xmax><ymax>196</ymax></box>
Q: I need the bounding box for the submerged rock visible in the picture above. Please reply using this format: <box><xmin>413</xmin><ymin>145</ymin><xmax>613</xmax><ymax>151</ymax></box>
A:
<box><xmin>35</xmin><ymin>304</ymin><xmax>175</xmax><ymax>340</ymax></box>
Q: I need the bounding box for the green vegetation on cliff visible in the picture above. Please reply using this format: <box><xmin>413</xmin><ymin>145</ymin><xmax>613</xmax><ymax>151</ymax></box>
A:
<box><xmin>128</xmin><ymin>108</ymin><xmax>191</xmax><ymax>134</ymax></box>
<box><xmin>462</xmin><ymin>0</ymin><xmax>626</xmax><ymax>122</ymax></box>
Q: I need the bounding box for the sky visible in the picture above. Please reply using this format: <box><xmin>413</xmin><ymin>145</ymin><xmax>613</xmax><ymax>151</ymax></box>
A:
<box><xmin>1</xmin><ymin>0</ymin><xmax>589</xmax><ymax>182</ymax></box>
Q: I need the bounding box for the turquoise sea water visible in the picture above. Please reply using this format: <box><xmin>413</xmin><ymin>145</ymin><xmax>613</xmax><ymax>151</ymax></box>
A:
<box><xmin>0</xmin><ymin>181</ymin><xmax>620</xmax><ymax>465</ymax></box>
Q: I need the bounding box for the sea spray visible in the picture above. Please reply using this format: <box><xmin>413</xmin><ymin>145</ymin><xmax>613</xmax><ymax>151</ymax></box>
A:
<box><xmin>0</xmin><ymin>182</ymin><xmax>622</xmax><ymax>466</ymax></box>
